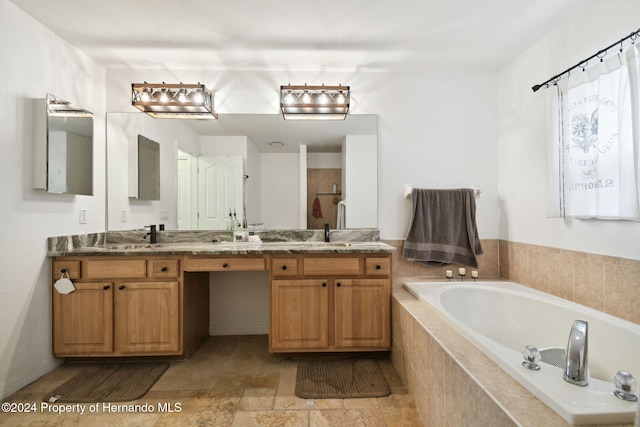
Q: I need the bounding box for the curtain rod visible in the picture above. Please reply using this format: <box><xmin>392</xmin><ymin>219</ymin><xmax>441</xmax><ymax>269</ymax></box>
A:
<box><xmin>531</xmin><ymin>27</ymin><xmax>640</xmax><ymax>93</ymax></box>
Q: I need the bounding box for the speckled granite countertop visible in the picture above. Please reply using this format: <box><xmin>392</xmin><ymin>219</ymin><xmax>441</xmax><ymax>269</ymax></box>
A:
<box><xmin>47</xmin><ymin>229</ymin><xmax>395</xmax><ymax>256</ymax></box>
<box><xmin>49</xmin><ymin>241</ymin><xmax>395</xmax><ymax>256</ymax></box>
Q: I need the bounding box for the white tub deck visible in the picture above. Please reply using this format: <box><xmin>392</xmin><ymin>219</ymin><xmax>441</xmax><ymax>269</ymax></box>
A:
<box><xmin>403</xmin><ymin>281</ymin><xmax>640</xmax><ymax>425</ymax></box>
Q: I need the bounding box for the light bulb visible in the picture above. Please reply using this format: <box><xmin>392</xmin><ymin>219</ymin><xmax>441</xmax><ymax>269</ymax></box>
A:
<box><xmin>178</xmin><ymin>91</ymin><xmax>188</xmax><ymax>103</ymax></box>
<box><xmin>140</xmin><ymin>91</ymin><xmax>151</xmax><ymax>102</ymax></box>
<box><xmin>193</xmin><ymin>91</ymin><xmax>203</xmax><ymax>104</ymax></box>
<box><xmin>336</xmin><ymin>91</ymin><xmax>345</xmax><ymax>104</ymax></box>
<box><xmin>318</xmin><ymin>91</ymin><xmax>329</xmax><ymax>104</ymax></box>
<box><xmin>283</xmin><ymin>91</ymin><xmax>294</xmax><ymax>105</ymax></box>
<box><xmin>159</xmin><ymin>91</ymin><xmax>169</xmax><ymax>103</ymax></box>
<box><xmin>302</xmin><ymin>90</ymin><xmax>311</xmax><ymax>104</ymax></box>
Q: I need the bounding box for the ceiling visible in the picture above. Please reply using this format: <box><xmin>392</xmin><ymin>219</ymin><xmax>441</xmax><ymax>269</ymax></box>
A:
<box><xmin>14</xmin><ymin>0</ymin><xmax>590</xmax><ymax>151</ymax></box>
<box><xmin>10</xmin><ymin>0</ymin><xmax>589</xmax><ymax>72</ymax></box>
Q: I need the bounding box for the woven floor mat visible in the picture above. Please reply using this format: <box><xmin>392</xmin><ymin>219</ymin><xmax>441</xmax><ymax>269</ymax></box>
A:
<box><xmin>44</xmin><ymin>362</ymin><xmax>169</xmax><ymax>403</ymax></box>
<box><xmin>295</xmin><ymin>358</ymin><xmax>390</xmax><ymax>399</ymax></box>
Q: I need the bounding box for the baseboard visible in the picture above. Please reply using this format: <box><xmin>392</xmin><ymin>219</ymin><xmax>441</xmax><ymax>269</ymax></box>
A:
<box><xmin>209</xmin><ymin>322</ymin><xmax>269</xmax><ymax>336</ymax></box>
<box><xmin>0</xmin><ymin>358</ymin><xmax>62</xmax><ymax>399</ymax></box>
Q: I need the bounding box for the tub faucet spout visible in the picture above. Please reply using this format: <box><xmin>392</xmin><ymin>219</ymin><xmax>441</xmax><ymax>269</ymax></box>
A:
<box><xmin>563</xmin><ymin>320</ymin><xmax>589</xmax><ymax>386</ymax></box>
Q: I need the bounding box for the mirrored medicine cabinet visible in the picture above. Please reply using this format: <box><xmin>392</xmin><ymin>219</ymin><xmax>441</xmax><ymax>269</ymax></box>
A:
<box><xmin>33</xmin><ymin>94</ymin><xmax>94</xmax><ymax>195</ymax></box>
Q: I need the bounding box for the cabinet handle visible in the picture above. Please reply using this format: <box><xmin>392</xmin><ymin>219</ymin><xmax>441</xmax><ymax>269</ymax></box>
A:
<box><xmin>119</xmin><ymin>285</ymin><xmax>126</xmax><ymax>290</ymax></box>
<box><xmin>161</xmin><ymin>267</ymin><xmax>168</xmax><ymax>272</ymax></box>
<box><xmin>322</xmin><ymin>282</ymin><xmax>327</xmax><ymax>287</ymax></box>
<box><xmin>222</xmin><ymin>263</ymin><xmax>229</xmax><ymax>268</ymax></box>
<box><xmin>336</xmin><ymin>282</ymin><xmax>342</xmax><ymax>287</ymax></box>
<box><xmin>103</xmin><ymin>285</ymin><xmax>110</xmax><ymax>291</ymax></box>
<box><xmin>376</xmin><ymin>264</ymin><xmax>382</xmax><ymax>270</ymax></box>
<box><xmin>281</xmin><ymin>265</ymin><xmax>287</xmax><ymax>270</ymax></box>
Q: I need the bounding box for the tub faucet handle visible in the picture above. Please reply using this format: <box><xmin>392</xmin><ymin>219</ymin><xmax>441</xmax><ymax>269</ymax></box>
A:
<box><xmin>613</xmin><ymin>371</ymin><xmax>638</xmax><ymax>401</ymax></box>
<box><xmin>522</xmin><ymin>345</ymin><xmax>541</xmax><ymax>370</ymax></box>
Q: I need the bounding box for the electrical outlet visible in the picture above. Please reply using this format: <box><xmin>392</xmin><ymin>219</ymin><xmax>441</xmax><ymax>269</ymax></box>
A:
<box><xmin>79</xmin><ymin>209</ymin><xmax>87</xmax><ymax>224</ymax></box>
<box><xmin>121</xmin><ymin>210</ymin><xmax>127</xmax><ymax>222</ymax></box>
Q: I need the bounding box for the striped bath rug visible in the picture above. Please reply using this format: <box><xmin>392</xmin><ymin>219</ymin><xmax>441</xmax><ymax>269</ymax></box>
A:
<box><xmin>295</xmin><ymin>358</ymin><xmax>390</xmax><ymax>399</ymax></box>
<box><xmin>44</xmin><ymin>362</ymin><xmax>169</xmax><ymax>403</ymax></box>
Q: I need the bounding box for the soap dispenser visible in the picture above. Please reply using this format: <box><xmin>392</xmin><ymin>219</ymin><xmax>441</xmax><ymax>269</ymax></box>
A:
<box><xmin>324</xmin><ymin>224</ymin><xmax>330</xmax><ymax>242</ymax></box>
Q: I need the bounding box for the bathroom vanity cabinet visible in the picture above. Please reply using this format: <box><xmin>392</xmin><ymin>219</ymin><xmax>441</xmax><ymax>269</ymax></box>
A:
<box><xmin>269</xmin><ymin>255</ymin><xmax>391</xmax><ymax>352</ymax></box>
<box><xmin>51</xmin><ymin>256</ymin><xmax>207</xmax><ymax>357</ymax></box>
<box><xmin>50</xmin><ymin>243</ymin><xmax>393</xmax><ymax>358</ymax></box>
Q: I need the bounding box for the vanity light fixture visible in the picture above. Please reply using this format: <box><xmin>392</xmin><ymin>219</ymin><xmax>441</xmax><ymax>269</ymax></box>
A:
<box><xmin>131</xmin><ymin>82</ymin><xmax>217</xmax><ymax>119</ymax></box>
<box><xmin>280</xmin><ymin>84</ymin><xmax>350</xmax><ymax>120</ymax></box>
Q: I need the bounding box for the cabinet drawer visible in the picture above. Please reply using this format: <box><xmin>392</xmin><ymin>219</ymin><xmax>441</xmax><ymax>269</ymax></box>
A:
<box><xmin>303</xmin><ymin>257</ymin><xmax>360</xmax><ymax>276</ymax></box>
<box><xmin>149</xmin><ymin>259</ymin><xmax>180</xmax><ymax>278</ymax></box>
<box><xmin>365</xmin><ymin>257</ymin><xmax>391</xmax><ymax>276</ymax></box>
<box><xmin>53</xmin><ymin>260</ymin><xmax>81</xmax><ymax>280</ymax></box>
<box><xmin>83</xmin><ymin>259</ymin><xmax>147</xmax><ymax>280</ymax></box>
<box><xmin>185</xmin><ymin>257</ymin><xmax>265</xmax><ymax>272</ymax></box>
<box><xmin>271</xmin><ymin>258</ymin><xmax>298</xmax><ymax>276</ymax></box>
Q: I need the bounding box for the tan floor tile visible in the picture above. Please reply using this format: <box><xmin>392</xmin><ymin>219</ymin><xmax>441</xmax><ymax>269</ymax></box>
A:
<box><xmin>309</xmin><ymin>408</ymin><xmax>387</xmax><ymax>427</ymax></box>
<box><xmin>231</xmin><ymin>409</ymin><xmax>309</xmax><ymax>427</ymax></box>
<box><xmin>238</xmin><ymin>387</ymin><xmax>277</xmax><ymax>410</ymax></box>
<box><xmin>2</xmin><ymin>336</ymin><xmax>423</xmax><ymax>427</ymax></box>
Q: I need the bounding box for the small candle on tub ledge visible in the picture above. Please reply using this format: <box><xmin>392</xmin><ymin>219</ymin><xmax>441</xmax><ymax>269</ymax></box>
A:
<box><xmin>458</xmin><ymin>268</ymin><xmax>466</xmax><ymax>276</ymax></box>
<box><xmin>445</xmin><ymin>270</ymin><xmax>453</xmax><ymax>278</ymax></box>
<box><xmin>471</xmin><ymin>270</ymin><xmax>478</xmax><ymax>279</ymax></box>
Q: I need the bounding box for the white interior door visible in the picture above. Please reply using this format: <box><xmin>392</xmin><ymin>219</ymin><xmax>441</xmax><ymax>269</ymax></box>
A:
<box><xmin>197</xmin><ymin>155</ymin><xmax>243</xmax><ymax>230</ymax></box>
<box><xmin>177</xmin><ymin>150</ymin><xmax>194</xmax><ymax>230</ymax></box>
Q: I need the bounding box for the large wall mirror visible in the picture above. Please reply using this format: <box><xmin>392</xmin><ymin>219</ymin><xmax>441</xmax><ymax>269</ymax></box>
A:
<box><xmin>106</xmin><ymin>113</ymin><xmax>377</xmax><ymax>231</ymax></box>
<box><xmin>36</xmin><ymin>94</ymin><xmax>94</xmax><ymax>195</ymax></box>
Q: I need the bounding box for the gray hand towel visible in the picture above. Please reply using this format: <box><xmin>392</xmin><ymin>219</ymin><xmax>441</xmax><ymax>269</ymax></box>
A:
<box><xmin>402</xmin><ymin>188</ymin><xmax>483</xmax><ymax>268</ymax></box>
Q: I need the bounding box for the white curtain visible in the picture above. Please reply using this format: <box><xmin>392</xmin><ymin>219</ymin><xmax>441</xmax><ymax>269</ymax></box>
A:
<box><xmin>547</xmin><ymin>44</ymin><xmax>640</xmax><ymax>220</ymax></box>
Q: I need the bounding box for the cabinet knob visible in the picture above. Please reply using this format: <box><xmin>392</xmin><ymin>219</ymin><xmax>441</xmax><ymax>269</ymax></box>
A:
<box><xmin>61</xmin><ymin>268</ymin><xmax>68</xmax><ymax>274</ymax></box>
<box><xmin>222</xmin><ymin>263</ymin><xmax>229</xmax><ymax>268</ymax></box>
<box><xmin>161</xmin><ymin>267</ymin><xmax>168</xmax><ymax>272</ymax></box>
<box><xmin>103</xmin><ymin>285</ymin><xmax>110</xmax><ymax>291</ymax></box>
<box><xmin>322</xmin><ymin>282</ymin><xmax>327</xmax><ymax>287</ymax></box>
<box><xmin>119</xmin><ymin>285</ymin><xmax>126</xmax><ymax>290</ymax></box>
<box><xmin>281</xmin><ymin>265</ymin><xmax>287</xmax><ymax>270</ymax></box>
<box><xmin>336</xmin><ymin>282</ymin><xmax>342</xmax><ymax>287</ymax></box>
<box><xmin>376</xmin><ymin>264</ymin><xmax>382</xmax><ymax>270</ymax></box>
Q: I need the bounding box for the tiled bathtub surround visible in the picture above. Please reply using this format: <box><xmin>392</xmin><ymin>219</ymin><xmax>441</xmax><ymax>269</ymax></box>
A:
<box><xmin>499</xmin><ymin>241</ymin><xmax>640</xmax><ymax>325</ymax></box>
<box><xmin>391</xmin><ymin>280</ymin><xmax>634</xmax><ymax>427</ymax></box>
<box><xmin>385</xmin><ymin>239</ymin><xmax>639</xmax><ymax>324</ymax></box>
<box><xmin>384</xmin><ymin>239</ymin><xmax>500</xmax><ymax>279</ymax></box>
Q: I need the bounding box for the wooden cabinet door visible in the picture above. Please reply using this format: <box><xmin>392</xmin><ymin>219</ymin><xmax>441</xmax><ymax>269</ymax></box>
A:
<box><xmin>270</xmin><ymin>279</ymin><xmax>329</xmax><ymax>351</ymax></box>
<box><xmin>334</xmin><ymin>279</ymin><xmax>390</xmax><ymax>349</ymax></box>
<box><xmin>114</xmin><ymin>281</ymin><xmax>181</xmax><ymax>354</ymax></box>
<box><xmin>53</xmin><ymin>282</ymin><xmax>113</xmax><ymax>355</ymax></box>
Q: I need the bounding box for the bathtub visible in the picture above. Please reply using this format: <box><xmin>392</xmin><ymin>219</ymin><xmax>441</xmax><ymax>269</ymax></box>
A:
<box><xmin>402</xmin><ymin>281</ymin><xmax>640</xmax><ymax>425</ymax></box>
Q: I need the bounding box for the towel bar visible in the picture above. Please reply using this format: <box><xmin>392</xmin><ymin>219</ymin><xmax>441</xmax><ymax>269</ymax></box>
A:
<box><xmin>404</xmin><ymin>185</ymin><xmax>481</xmax><ymax>198</ymax></box>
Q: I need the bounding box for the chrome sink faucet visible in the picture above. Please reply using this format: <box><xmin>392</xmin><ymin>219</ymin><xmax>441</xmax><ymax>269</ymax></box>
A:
<box><xmin>564</xmin><ymin>320</ymin><xmax>589</xmax><ymax>386</ymax></box>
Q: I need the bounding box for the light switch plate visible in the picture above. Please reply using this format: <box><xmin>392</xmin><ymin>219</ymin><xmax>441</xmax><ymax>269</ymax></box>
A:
<box><xmin>79</xmin><ymin>209</ymin><xmax>87</xmax><ymax>224</ymax></box>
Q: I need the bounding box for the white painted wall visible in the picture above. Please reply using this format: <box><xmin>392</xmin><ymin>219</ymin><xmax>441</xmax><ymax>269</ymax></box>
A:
<box><xmin>260</xmin><ymin>153</ymin><xmax>301</xmax><ymax>228</ymax></box>
<box><xmin>0</xmin><ymin>0</ymin><xmax>106</xmax><ymax>398</ymax></box>
<box><xmin>106</xmin><ymin>68</ymin><xmax>501</xmax><ymax>240</ymax></box>
<box><xmin>308</xmin><ymin>153</ymin><xmax>342</xmax><ymax>169</ymax></box>
<box><xmin>343</xmin><ymin>135</ymin><xmax>378</xmax><ymax>228</ymax></box>
<box><xmin>498</xmin><ymin>0</ymin><xmax>640</xmax><ymax>259</ymax></box>
<box><xmin>107</xmin><ymin>113</ymin><xmax>201</xmax><ymax>230</ymax></box>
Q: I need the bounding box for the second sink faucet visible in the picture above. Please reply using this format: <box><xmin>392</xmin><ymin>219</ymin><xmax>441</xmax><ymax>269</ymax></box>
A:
<box><xmin>144</xmin><ymin>225</ymin><xmax>157</xmax><ymax>244</ymax></box>
<box><xmin>564</xmin><ymin>320</ymin><xmax>589</xmax><ymax>386</ymax></box>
